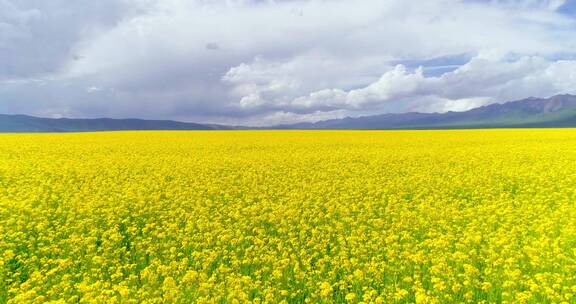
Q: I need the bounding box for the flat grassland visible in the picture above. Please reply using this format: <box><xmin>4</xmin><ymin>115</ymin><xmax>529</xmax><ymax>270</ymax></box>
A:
<box><xmin>1</xmin><ymin>130</ymin><xmax>576</xmax><ymax>304</ymax></box>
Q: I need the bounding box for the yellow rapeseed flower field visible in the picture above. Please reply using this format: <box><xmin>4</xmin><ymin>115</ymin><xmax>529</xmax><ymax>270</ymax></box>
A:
<box><xmin>1</xmin><ymin>130</ymin><xmax>576</xmax><ymax>304</ymax></box>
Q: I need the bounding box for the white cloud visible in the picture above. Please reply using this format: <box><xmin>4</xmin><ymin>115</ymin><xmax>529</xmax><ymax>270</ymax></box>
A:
<box><xmin>278</xmin><ymin>54</ymin><xmax>576</xmax><ymax>115</ymax></box>
<box><xmin>479</xmin><ymin>0</ymin><xmax>567</xmax><ymax>11</ymax></box>
<box><xmin>1</xmin><ymin>0</ymin><xmax>576</xmax><ymax>125</ymax></box>
<box><xmin>222</xmin><ymin>52</ymin><xmax>393</xmax><ymax>110</ymax></box>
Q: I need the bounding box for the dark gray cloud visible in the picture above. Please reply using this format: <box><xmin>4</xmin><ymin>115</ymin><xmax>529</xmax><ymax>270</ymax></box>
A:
<box><xmin>0</xmin><ymin>0</ymin><xmax>132</xmax><ymax>80</ymax></box>
<box><xmin>1</xmin><ymin>0</ymin><xmax>576</xmax><ymax>125</ymax></box>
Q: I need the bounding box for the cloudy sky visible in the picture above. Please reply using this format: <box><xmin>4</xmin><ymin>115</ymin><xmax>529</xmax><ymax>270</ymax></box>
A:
<box><xmin>1</xmin><ymin>0</ymin><xmax>576</xmax><ymax>125</ymax></box>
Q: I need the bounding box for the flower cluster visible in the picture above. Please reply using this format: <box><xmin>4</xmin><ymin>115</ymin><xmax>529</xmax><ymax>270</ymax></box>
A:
<box><xmin>1</xmin><ymin>130</ymin><xmax>575</xmax><ymax>303</ymax></box>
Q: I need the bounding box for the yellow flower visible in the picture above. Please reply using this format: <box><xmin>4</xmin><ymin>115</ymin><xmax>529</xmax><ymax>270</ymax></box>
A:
<box><xmin>481</xmin><ymin>282</ymin><xmax>492</xmax><ymax>291</ymax></box>
<box><xmin>319</xmin><ymin>282</ymin><xmax>332</xmax><ymax>298</ymax></box>
<box><xmin>1</xmin><ymin>130</ymin><xmax>576</xmax><ymax>303</ymax></box>
<box><xmin>394</xmin><ymin>288</ymin><xmax>409</xmax><ymax>300</ymax></box>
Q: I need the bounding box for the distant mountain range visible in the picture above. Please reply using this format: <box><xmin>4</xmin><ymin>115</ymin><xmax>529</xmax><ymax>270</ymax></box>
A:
<box><xmin>0</xmin><ymin>115</ymin><xmax>231</xmax><ymax>132</ymax></box>
<box><xmin>2</xmin><ymin>94</ymin><xmax>576</xmax><ymax>132</ymax></box>
<box><xmin>276</xmin><ymin>94</ymin><xmax>576</xmax><ymax>130</ymax></box>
